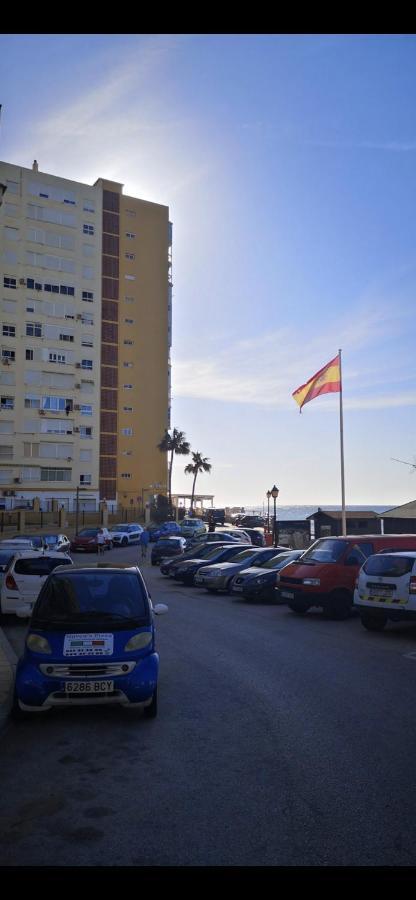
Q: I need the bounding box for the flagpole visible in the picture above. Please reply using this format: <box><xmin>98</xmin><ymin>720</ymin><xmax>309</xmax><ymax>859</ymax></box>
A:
<box><xmin>338</xmin><ymin>348</ymin><xmax>346</xmax><ymax>536</ymax></box>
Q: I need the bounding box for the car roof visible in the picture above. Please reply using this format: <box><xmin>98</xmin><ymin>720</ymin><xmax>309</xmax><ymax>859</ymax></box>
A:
<box><xmin>11</xmin><ymin>550</ymin><xmax>70</xmax><ymax>559</ymax></box>
<box><xmin>52</xmin><ymin>565</ymin><xmax>140</xmax><ymax>574</ymax></box>
<box><xmin>369</xmin><ymin>550</ymin><xmax>416</xmax><ymax>557</ymax></box>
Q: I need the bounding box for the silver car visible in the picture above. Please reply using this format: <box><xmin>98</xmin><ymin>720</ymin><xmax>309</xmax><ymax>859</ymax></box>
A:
<box><xmin>194</xmin><ymin>547</ymin><xmax>281</xmax><ymax>592</ymax></box>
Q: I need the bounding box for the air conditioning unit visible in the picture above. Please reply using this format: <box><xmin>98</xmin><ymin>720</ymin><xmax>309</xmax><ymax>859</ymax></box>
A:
<box><xmin>75</xmin><ymin>383</ymin><xmax>81</xmax><ymax>389</ymax></box>
<box><xmin>38</xmin><ymin>409</ymin><xmax>46</xmax><ymax>416</ymax></box>
<box><xmin>76</xmin><ymin>314</ymin><xmax>82</xmax><ymax>320</ymax></box>
<box><xmin>67</xmin><ymin>456</ymin><xmax>72</xmax><ymax>461</ymax></box>
<box><xmin>74</xmin><ymin>404</ymin><xmax>80</xmax><ymax>411</ymax></box>
<box><xmin>14</xmin><ymin>477</ymin><xmax>21</xmax><ymax>484</ymax></box>
<box><xmin>19</xmin><ymin>278</ymin><xmax>26</xmax><ymax>285</ymax></box>
<box><xmin>75</xmin><ymin>363</ymin><xmax>81</xmax><ymax>368</ymax></box>
<box><xmin>73</xmin><ymin>427</ymin><xmax>80</xmax><ymax>433</ymax></box>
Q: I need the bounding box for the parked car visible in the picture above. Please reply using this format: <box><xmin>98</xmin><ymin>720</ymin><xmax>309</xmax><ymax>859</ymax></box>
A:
<box><xmin>194</xmin><ymin>546</ymin><xmax>281</xmax><ymax>593</ymax></box>
<box><xmin>151</xmin><ymin>536</ymin><xmax>187</xmax><ymax>566</ymax></box>
<box><xmin>235</xmin><ymin>527</ymin><xmax>266</xmax><ymax>547</ymax></box>
<box><xmin>13</xmin><ymin>565</ymin><xmax>168</xmax><ymax>718</ymax></box>
<box><xmin>109</xmin><ymin>523</ymin><xmax>144</xmax><ymax>546</ymax></box>
<box><xmin>1</xmin><ymin>551</ymin><xmax>73</xmax><ymax>616</ymax></box>
<box><xmin>187</xmin><ymin>529</ymin><xmax>250</xmax><ymax>550</ymax></box>
<box><xmin>0</xmin><ymin>539</ymin><xmax>40</xmax><ymax>552</ymax></box>
<box><xmin>160</xmin><ymin>541</ymin><xmax>232</xmax><ymax>576</ymax></box>
<box><xmin>0</xmin><ymin>548</ymin><xmax>17</xmax><ymax>593</ymax></box>
<box><xmin>204</xmin><ymin>508</ymin><xmax>226</xmax><ymax>525</ymax></box>
<box><xmin>11</xmin><ymin>535</ymin><xmax>45</xmax><ymax>550</ymax></box>
<box><xmin>232</xmin><ymin>549</ymin><xmax>305</xmax><ymax>602</ymax></box>
<box><xmin>235</xmin><ymin>515</ymin><xmax>266</xmax><ymax>528</ymax></box>
<box><xmin>180</xmin><ymin>518</ymin><xmax>207</xmax><ymax>539</ymax></box>
<box><xmin>173</xmin><ymin>543</ymin><xmax>250</xmax><ymax>586</ymax></box>
<box><xmin>42</xmin><ymin>534</ymin><xmax>71</xmax><ymax>553</ymax></box>
<box><xmin>276</xmin><ymin>534</ymin><xmax>416</xmax><ymax>620</ymax></box>
<box><xmin>354</xmin><ymin>551</ymin><xmax>416</xmax><ymax>631</ymax></box>
<box><xmin>71</xmin><ymin>527</ymin><xmax>113</xmax><ymax>553</ymax></box>
<box><xmin>148</xmin><ymin>521</ymin><xmax>182</xmax><ymax>542</ymax></box>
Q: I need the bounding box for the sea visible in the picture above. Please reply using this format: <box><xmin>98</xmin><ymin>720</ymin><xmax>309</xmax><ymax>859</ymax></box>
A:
<box><xmin>234</xmin><ymin>505</ymin><xmax>392</xmax><ymax>520</ymax></box>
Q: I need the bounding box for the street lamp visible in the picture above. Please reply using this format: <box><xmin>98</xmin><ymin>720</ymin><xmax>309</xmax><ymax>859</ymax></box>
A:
<box><xmin>266</xmin><ymin>490</ymin><xmax>271</xmax><ymax>535</ymax></box>
<box><xmin>270</xmin><ymin>485</ymin><xmax>279</xmax><ymax>547</ymax></box>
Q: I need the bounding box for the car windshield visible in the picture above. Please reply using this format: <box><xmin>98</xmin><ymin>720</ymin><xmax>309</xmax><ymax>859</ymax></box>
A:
<box><xmin>158</xmin><ymin>538</ymin><xmax>181</xmax><ymax>547</ymax></box>
<box><xmin>78</xmin><ymin>529</ymin><xmax>98</xmax><ymax>537</ymax></box>
<box><xmin>44</xmin><ymin>535</ymin><xmax>58</xmax><ymax>544</ymax></box>
<box><xmin>363</xmin><ymin>555</ymin><xmax>416</xmax><ymax>577</ymax></box>
<box><xmin>14</xmin><ymin>535</ymin><xmax>42</xmax><ymax>547</ymax></box>
<box><xmin>110</xmin><ymin>525</ymin><xmax>129</xmax><ymax>533</ymax></box>
<box><xmin>300</xmin><ymin>539</ymin><xmax>348</xmax><ymax>563</ymax></box>
<box><xmin>32</xmin><ymin>571</ymin><xmax>149</xmax><ymax>629</ymax></box>
<box><xmin>259</xmin><ymin>552</ymin><xmax>298</xmax><ymax>570</ymax></box>
<box><xmin>228</xmin><ymin>548</ymin><xmax>257</xmax><ymax>562</ymax></box>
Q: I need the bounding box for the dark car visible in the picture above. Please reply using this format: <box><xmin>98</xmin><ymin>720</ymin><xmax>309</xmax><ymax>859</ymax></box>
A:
<box><xmin>233</xmin><ymin>550</ymin><xmax>305</xmax><ymax>602</ymax></box>
<box><xmin>187</xmin><ymin>529</ymin><xmax>250</xmax><ymax>550</ymax></box>
<box><xmin>236</xmin><ymin>527</ymin><xmax>266</xmax><ymax>547</ymax></box>
<box><xmin>13</xmin><ymin>566</ymin><xmax>168</xmax><ymax>718</ymax></box>
<box><xmin>160</xmin><ymin>541</ymin><xmax>232</xmax><ymax>577</ymax></box>
<box><xmin>151</xmin><ymin>536</ymin><xmax>187</xmax><ymax>566</ymax></box>
<box><xmin>234</xmin><ymin>515</ymin><xmax>266</xmax><ymax>528</ymax></box>
<box><xmin>148</xmin><ymin>522</ymin><xmax>182</xmax><ymax>542</ymax></box>
<box><xmin>70</xmin><ymin>527</ymin><xmax>112</xmax><ymax>553</ymax></box>
<box><xmin>12</xmin><ymin>534</ymin><xmax>46</xmax><ymax>550</ymax></box>
<box><xmin>173</xmin><ymin>543</ymin><xmax>250</xmax><ymax>586</ymax></box>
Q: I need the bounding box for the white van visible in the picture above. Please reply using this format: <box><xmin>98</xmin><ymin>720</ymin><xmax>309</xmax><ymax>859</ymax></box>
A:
<box><xmin>354</xmin><ymin>551</ymin><xmax>416</xmax><ymax>631</ymax></box>
<box><xmin>1</xmin><ymin>551</ymin><xmax>73</xmax><ymax>616</ymax></box>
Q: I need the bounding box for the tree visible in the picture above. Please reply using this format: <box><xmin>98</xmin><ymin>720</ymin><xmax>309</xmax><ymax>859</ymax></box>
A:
<box><xmin>184</xmin><ymin>451</ymin><xmax>212</xmax><ymax>511</ymax></box>
<box><xmin>157</xmin><ymin>428</ymin><xmax>190</xmax><ymax>514</ymax></box>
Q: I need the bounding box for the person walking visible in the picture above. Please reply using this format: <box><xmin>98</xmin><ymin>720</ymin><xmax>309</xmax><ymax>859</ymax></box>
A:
<box><xmin>140</xmin><ymin>528</ymin><xmax>150</xmax><ymax>561</ymax></box>
<box><xmin>97</xmin><ymin>529</ymin><xmax>105</xmax><ymax>554</ymax></box>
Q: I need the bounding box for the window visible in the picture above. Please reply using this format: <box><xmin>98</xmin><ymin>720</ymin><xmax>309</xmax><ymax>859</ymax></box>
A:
<box><xmin>81</xmin><ymin>339</ymin><xmax>93</xmax><ymax>348</ymax></box>
<box><xmin>122</xmin><ymin>428</ymin><xmax>133</xmax><ymax>436</ymax></box>
<box><xmin>121</xmin><ymin>473</ymin><xmax>132</xmax><ymax>479</ymax></box>
<box><xmin>125</xmin><ymin>209</ymin><xmax>136</xmax><ymax>217</ymax></box>
<box><xmin>125</xmin><ymin>296</ymin><xmax>134</xmax><ymax>303</ymax></box>
<box><xmin>83</xmin><ymin>200</ymin><xmax>95</xmax><ymax>213</ymax></box>
<box><xmin>0</xmin><ymin>446</ymin><xmax>13</xmax><ymax>459</ymax></box>
<box><xmin>82</xmin><ymin>291</ymin><xmax>94</xmax><ymax>302</ymax></box>
<box><xmin>26</xmin><ymin>349</ymin><xmax>34</xmax><ymax>361</ymax></box>
<box><xmin>0</xmin><ymin>396</ymin><xmax>14</xmax><ymax>410</ymax></box>
<box><xmin>124</xmin><ymin>318</ymin><xmax>134</xmax><ymax>324</ymax></box>
<box><xmin>83</xmin><ymin>224</ymin><xmax>94</xmax><ymax>235</ymax></box>
<box><xmin>124</xmin><ymin>340</ymin><xmax>134</xmax><ymax>345</ymax></box>
<box><xmin>80</xmin><ymin>449</ymin><xmax>92</xmax><ymax>462</ymax></box>
<box><xmin>2</xmin><ymin>325</ymin><xmax>16</xmax><ymax>338</ymax></box>
<box><xmin>20</xmin><ymin>466</ymin><xmax>41</xmax><ymax>481</ymax></box>
<box><xmin>80</xmin><ymin>404</ymin><xmax>92</xmax><ymax>416</ymax></box>
<box><xmin>123</xmin><ymin>362</ymin><xmax>133</xmax><ymax>368</ymax></box>
<box><xmin>125</xmin><ymin>252</ymin><xmax>135</xmax><ymax>260</ymax></box>
<box><xmin>4</xmin><ymin>277</ymin><xmax>16</xmax><ymax>290</ymax></box>
<box><xmin>26</xmin><ymin>322</ymin><xmax>42</xmax><ymax>337</ymax></box>
<box><xmin>42</xmin><ymin>396</ymin><xmax>72</xmax><ymax>413</ymax></box>
<box><xmin>24</xmin><ymin>396</ymin><xmax>41</xmax><ymax>409</ymax></box>
<box><xmin>41</xmin><ymin>419</ymin><xmax>70</xmax><ymax>434</ymax></box>
<box><xmin>2</xmin><ymin>349</ymin><xmax>15</xmax><ymax>362</ymax></box>
<box><xmin>6</xmin><ymin>180</ymin><xmax>19</xmax><ymax>194</ymax></box>
<box><xmin>80</xmin><ymin>426</ymin><xmax>92</xmax><ymax>439</ymax></box>
<box><xmin>122</xmin><ymin>450</ymin><xmax>133</xmax><ymax>456</ymax></box>
<box><xmin>82</xmin><ymin>266</ymin><xmax>94</xmax><ymax>279</ymax></box>
<box><xmin>49</xmin><ymin>353</ymin><xmax>66</xmax><ymax>365</ymax></box>
<box><xmin>123</xmin><ymin>384</ymin><xmax>133</xmax><ymax>389</ymax></box>
<box><xmin>4</xmin><ymin>226</ymin><xmax>19</xmax><ymax>241</ymax></box>
<box><xmin>81</xmin><ymin>359</ymin><xmax>93</xmax><ymax>370</ymax></box>
<box><xmin>125</xmin><ymin>232</ymin><xmax>136</xmax><ymax>239</ymax></box>
<box><xmin>59</xmin><ymin>332</ymin><xmax>74</xmax><ymax>342</ymax></box>
<box><xmin>125</xmin><ymin>275</ymin><xmax>136</xmax><ymax>281</ymax></box>
<box><xmin>81</xmin><ymin>315</ymin><xmax>93</xmax><ymax>326</ymax></box>
<box><xmin>40</xmin><ymin>468</ymin><xmax>71</xmax><ymax>482</ymax></box>
<box><xmin>80</xmin><ymin>473</ymin><xmax>92</xmax><ymax>484</ymax></box>
<box><xmin>123</xmin><ymin>406</ymin><xmax>133</xmax><ymax>412</ymax></box>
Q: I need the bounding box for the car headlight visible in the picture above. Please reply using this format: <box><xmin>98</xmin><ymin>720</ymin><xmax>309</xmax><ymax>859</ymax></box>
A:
<box><xmin>26</xmin><ymin>634</ymin><xmax>52</xmax><ymax>654</ymax></box>
<box><xmin>124</xmin><ymin>632</ymin><xmax>153</xmax><ymax>652</ymax></box>
<box><xmin>255</xmin><ymin>576</ymin><xmax>267</xmax><ymax>584</ymax></box>
<box><xmin>303</xmin><ymin>578</ymin><xmax>320</xmax><ymax>586</ymax></box>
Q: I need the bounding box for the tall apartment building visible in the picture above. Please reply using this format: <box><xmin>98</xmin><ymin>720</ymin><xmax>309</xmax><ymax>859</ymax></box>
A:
<box><xmin>0</xmin><ymin>161</ymin><xmax>171</xmax><ymax>511</ymax></box>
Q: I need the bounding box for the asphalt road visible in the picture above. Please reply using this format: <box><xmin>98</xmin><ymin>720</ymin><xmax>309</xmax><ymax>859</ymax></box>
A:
<box><xmin>1</xmin><ymin>543</ymin><xmax>416</xmax><ymax>867</ymax></box>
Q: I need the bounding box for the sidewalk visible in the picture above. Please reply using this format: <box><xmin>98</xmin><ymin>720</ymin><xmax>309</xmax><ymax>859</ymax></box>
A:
<box><xmin>0</xmin><ymin>627</ymin><xmax>17</xmax><ymax>732</ymax></box>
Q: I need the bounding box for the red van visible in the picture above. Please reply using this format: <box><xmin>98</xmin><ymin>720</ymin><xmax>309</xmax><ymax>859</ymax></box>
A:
<box><xmin>276</xmin><ymin>534</ymin><xmax>416</xmax><ymax>619</ymax></box>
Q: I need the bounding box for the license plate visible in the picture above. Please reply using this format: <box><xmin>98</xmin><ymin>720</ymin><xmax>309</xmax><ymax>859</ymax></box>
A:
<box><xmin>369</xmin><ymin>586</ymin><xmax>392</xmax><ymax>598</ymax></box>
<box><xmin>64</xmin><ymin>681</ymin><xmax>114</xmax><ymax>693</ymax></box>
<box><xmin>281</xmin><ymin>591</ymin><xmax>294</xmax><ymax>599</ymax></box>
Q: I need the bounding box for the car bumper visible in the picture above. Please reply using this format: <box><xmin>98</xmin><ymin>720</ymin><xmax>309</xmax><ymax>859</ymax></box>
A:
<box><xmin>15</xmin><ymin>652</ymin><xmax>159</xmax><ymax>711</ymax></box>
<box><xmin>194</xmin><ymin>574</ymin><xmax>229</xmax><ymax>589</ymax></box>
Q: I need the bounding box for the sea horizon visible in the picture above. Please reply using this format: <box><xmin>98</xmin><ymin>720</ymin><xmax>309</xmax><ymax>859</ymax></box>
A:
<box><xmin>230</xmin><ymin>504</ymin><xmax>393</xmax><ymax>521</ymax></box>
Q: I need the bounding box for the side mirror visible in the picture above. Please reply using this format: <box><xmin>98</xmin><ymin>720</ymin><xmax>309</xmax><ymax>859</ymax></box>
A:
<box><xmin>153</xmin><ymin>603</ymin><xmax>168</xmax><ymax>615</ymax></box>
<box><xmin>16</xmin><ymin>604</ymin><xmax>32</xmax><ymax>618</ymax></box>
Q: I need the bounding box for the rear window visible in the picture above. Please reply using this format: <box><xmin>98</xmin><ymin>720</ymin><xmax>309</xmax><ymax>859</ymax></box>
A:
<box><xmin>0</xmin><ymin>551</ymin><xmax>14</xmax><ymax>569</ymax></box>
<box><xmin>14</xmin><ymin>557</ymin><xmax>69</xmax><ymax>576</ymax></box>
<box><xmin>363</xmin><ymin>555</ymin><xmax>416</xmax><ymax>577</ymax></box>
<box><xmin>78</xmin><ymin>529</ymin><xmax>98</xmax><ymax>537</ymax></box>
<box><xmin>33</xmin><ymin>571</ymin><xmax>149</xmax><ymax>627</ymax></box>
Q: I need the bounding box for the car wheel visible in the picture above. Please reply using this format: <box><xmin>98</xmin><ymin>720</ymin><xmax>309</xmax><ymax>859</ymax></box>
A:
<box><xmin>360</xmin><ymin>612</ymin><xmax>387</xmax><ymax>632</ymax></box>
<box><xmin>122</xmin><ymin>537</ymin><xmax>128</xmax><ymax>547</ymax></box>
<box><xmin>288</xmin><ymin>600</ymin><xmax>309</xmax><ymax>615</ymax></box>
<box><xmin>143</xmin><ymin>687</ymin><xmax>158</xmax><ymax>719</ymax></box>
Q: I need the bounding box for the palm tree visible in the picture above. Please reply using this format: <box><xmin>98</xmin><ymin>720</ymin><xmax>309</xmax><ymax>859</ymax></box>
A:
<box><xmin>184</xmin><ymin>451</ymin><xmax>212</xmax><ymax>511</ymax></box>
<box><xmin>157</xmin><ymin>428</ymin><xmax>190</xmax><ymax>514</ymax></box>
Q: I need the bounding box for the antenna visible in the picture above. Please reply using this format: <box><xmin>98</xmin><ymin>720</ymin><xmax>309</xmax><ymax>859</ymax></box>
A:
<box><xmin>391</xmin><ymin>457</ymin><xmax>416</xmax><ymax>470</ymax></box>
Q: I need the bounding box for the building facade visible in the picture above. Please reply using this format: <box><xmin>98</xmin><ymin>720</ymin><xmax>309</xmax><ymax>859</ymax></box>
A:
<box><xmin>0</xmin><ymin>161</ymin><xmax>170</xmax><ymax>510</ymax></box>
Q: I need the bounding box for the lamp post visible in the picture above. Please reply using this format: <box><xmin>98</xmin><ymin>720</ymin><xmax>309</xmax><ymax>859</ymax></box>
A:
<box><xmin>75</xmin><ymin>486</ymin><xmax>88</xmax><ymax>536</ymax></box>
<box><xmin>266</xmin><ymin>490</ymin><xmax>271</xmax><ymax>535</ymax></box>
<box><xmin>270</xmin><ymin>485</ymin><xmax>279</xmax><ymax>547</ymax></box>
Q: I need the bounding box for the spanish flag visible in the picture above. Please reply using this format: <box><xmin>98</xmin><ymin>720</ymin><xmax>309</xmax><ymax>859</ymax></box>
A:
<box><xmin>292</xmin><ymin>353</ymin><xmax>341</xmax><ymax>412</ymax></box>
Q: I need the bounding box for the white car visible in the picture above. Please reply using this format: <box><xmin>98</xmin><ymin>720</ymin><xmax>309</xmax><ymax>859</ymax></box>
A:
<box><xmin>1</xmin><ymin>551</ymin><xmax>73</xmax><ymax>616</ymax></box>
<box><xmin>109</xmin><ymin>523</ymin><xmax>144</xmax><ymax>546</ymax></box>
<box><xmin>354</xmin><ymin>550</ymin><xmax>416</xmax><ymax>631</ymax></box>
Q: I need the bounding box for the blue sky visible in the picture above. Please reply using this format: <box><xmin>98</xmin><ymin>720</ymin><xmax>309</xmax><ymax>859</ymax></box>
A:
<box><xmin>2</xmin><ymin>34</ymin><xmax>416</xmax><ymax>507</ymax></box>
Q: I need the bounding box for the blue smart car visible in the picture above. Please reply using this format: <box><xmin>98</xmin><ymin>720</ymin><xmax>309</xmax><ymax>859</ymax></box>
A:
<box><xmin>13</xmin><ymin>566</ymin><xmax>168</xmax><ymax>719</ymax></box>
